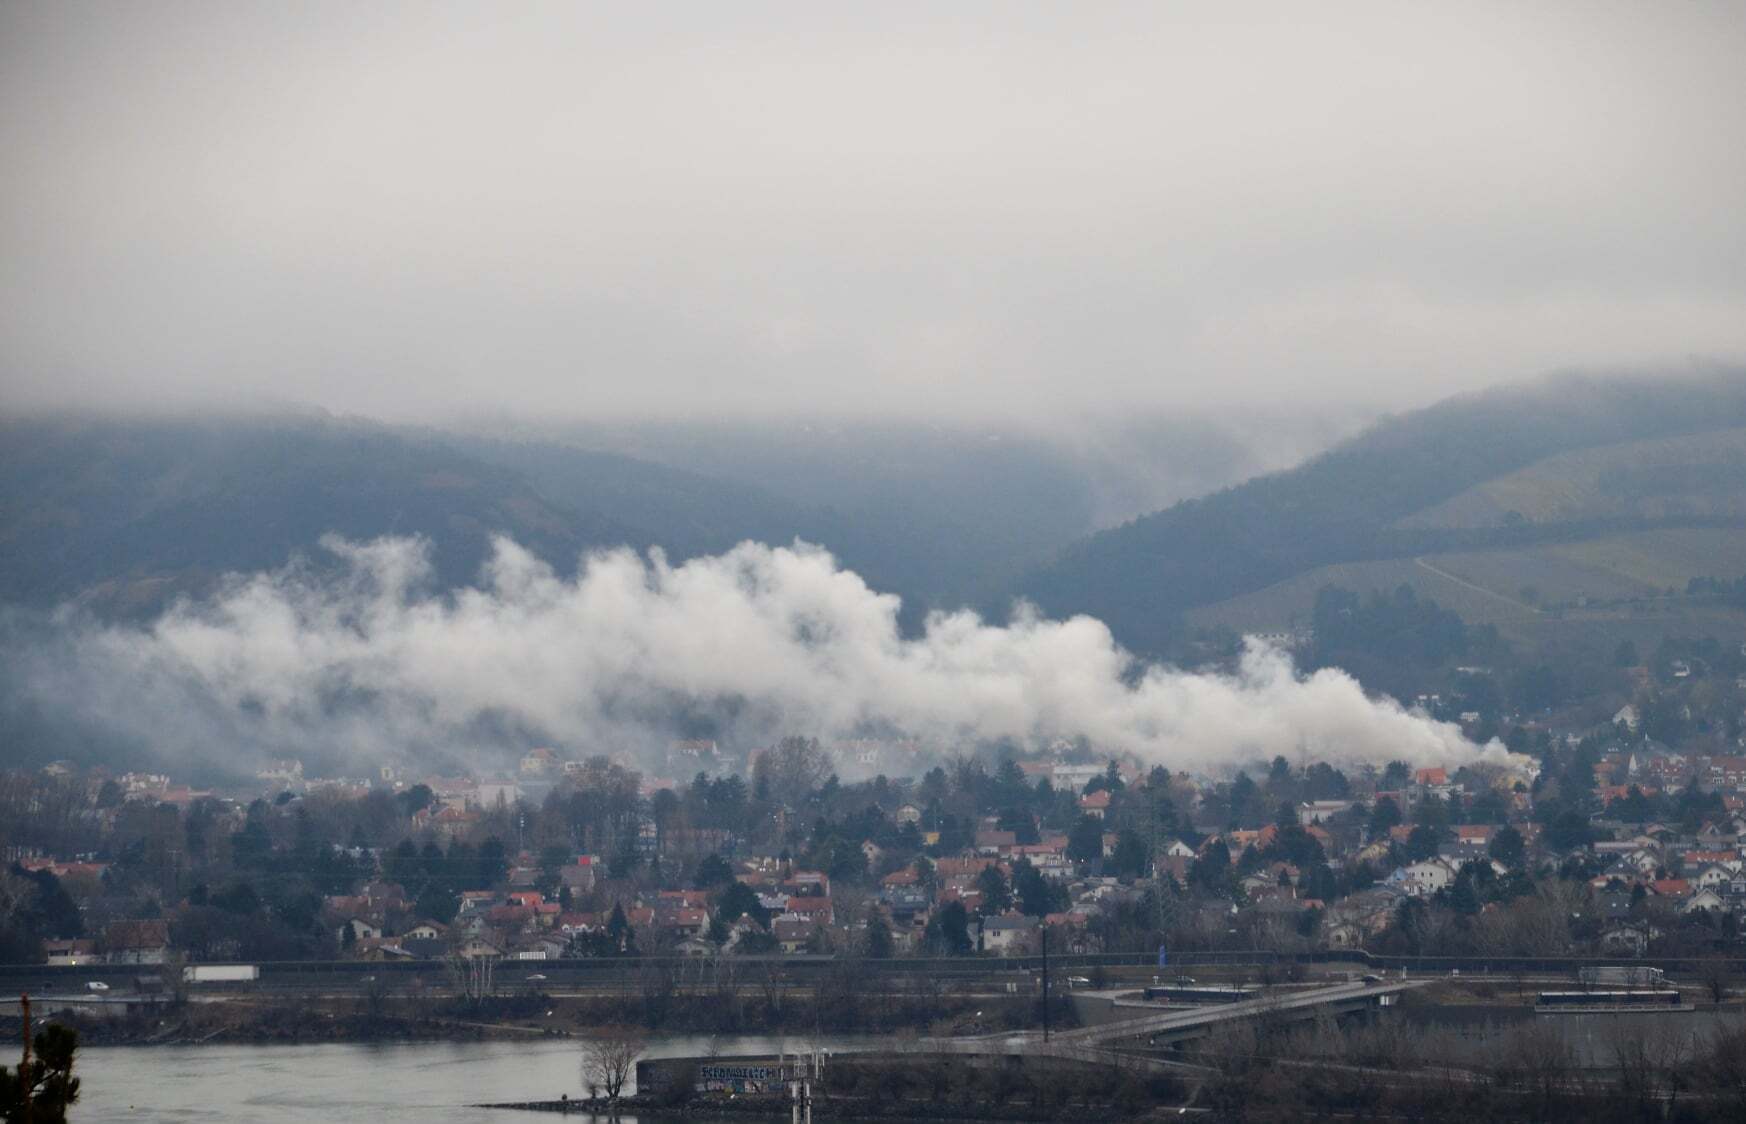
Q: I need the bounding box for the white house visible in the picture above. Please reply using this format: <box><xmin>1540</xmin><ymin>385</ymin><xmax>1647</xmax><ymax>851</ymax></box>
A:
<box><xmin>1681</xmin><ymin>889</ymin><xmax>1725</xmax><ymax>914</ymax></box>
<box><xmin>1388</xmin><ymin>859</ymin><xmax>1457</xmax><ymax>897</ymax></box>
<box><xmin>980</xmin><ymin>913</ymin><xmax>1039</xmax><ymax>953</ymax></box>
<box><xmin>1692</xmin><ymin>864</ymin><xmax>1736</xmax><ymax>891</ymax></box>
<box><xmin>1299</xmin><ymin>801</ymin><xmax>1355</xmax><ymax>825</ymax></box>
<box><xmin>338</xmin><ymin>918</ymin><xmax>380</xmax><ymax>944</ymax></box>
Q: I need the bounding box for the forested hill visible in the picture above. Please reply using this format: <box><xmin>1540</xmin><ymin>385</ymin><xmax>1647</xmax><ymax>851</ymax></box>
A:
<box><xmin>0</xmin><ymin>415</ymin><xmax>1124</xmax><ymax>625</ymax></box>
<box><xmin>0</xmin><ymin>415</ymin><xmax>673</xmax><ymax>615</ymax></box>
<box><xmin>1013</xmin><ymin>369</ymin><xmax>1746</xmax><ymax>655</ymax></box>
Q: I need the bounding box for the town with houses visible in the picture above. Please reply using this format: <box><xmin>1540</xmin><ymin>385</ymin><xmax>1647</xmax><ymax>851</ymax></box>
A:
<box><xmin>7</xmin><ymin>693</ymin><xmax>1746</xmax><ymax>975</ymax></box>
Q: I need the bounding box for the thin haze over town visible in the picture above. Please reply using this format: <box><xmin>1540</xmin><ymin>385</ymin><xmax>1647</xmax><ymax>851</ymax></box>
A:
<box><xmin>13</xmin><ymin>9</ymin><xmax>1746</xmax><ymax>1116</ymax></box>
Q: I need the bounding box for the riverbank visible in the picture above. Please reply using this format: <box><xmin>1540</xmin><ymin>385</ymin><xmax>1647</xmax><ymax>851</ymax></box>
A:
<box><xmin>477</xmin><ymin>1096</ymin><xmax>1173</xmax><ymax>1122</ymax></box>
<box><xmin>480</xmin><ymin>1053</ymin><xmax>1188</xmax><ymax>1122</ymax></box>
<box><xmin>4</xmin><ymin>989</ymin><xmax>1076</xmax><ymax>1047</ymax></box>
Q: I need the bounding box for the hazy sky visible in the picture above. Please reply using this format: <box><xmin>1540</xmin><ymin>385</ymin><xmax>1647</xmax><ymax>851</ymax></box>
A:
<box><xmin>3</xmin><ymin>1</ymin><xmax>1744</xmax><ymax>425</ymax></box>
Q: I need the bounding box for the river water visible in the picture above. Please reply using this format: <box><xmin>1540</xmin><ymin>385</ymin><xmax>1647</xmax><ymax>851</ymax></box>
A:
<box><xmin>80</xmin><ymin>1035</ymin><xmax>872</xmax><ymax>1123</ymax></box>
<box><xmin>78</xmin><ymin>1011</ymin><xmax>1744</xmax><ymax>1120</ymax></box>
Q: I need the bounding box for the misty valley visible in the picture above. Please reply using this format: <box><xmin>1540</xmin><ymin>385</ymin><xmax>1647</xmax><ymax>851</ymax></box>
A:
<box><xmin>6</xmin><ymin>372</ymin><xmax>1746</xmax><ymax>1123</ymax></box>
<box><xmin>6</xmin><ymin>3</ymin><xmax>1746</xmax><ymax>1119</ymax></box>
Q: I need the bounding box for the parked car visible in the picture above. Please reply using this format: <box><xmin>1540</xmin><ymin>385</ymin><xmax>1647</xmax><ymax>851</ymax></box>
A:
<box><xmin>85</xmin><ymin>981</ymin><xmax>109</xmax><ymax>992</ymax></box>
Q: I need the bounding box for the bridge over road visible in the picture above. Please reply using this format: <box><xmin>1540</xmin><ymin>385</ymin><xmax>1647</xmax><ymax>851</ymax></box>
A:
<box><xmin>1029</xmin><ymin>978</ymin><xmax>1434</xmax><ymax>1049</ymax></box>
<box><xmin>896</xmin><ymin>980</ymin><xmax>1433</xmax><ymax>1088</ymax></box>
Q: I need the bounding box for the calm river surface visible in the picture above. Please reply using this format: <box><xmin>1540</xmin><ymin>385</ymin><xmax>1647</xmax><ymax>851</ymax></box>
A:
<box><xmin>80</xmin><ymin>1035</ymin><xmax>875</xmax><ymax>1123</ymax></box>
<box><xmin>80</xmin><ymin>1011</ymin><xmax>1743</xmax><ymax>1120</ymax></box>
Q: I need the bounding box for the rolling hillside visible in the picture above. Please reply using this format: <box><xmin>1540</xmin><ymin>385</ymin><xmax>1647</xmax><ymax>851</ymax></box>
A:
<box><xmin>0</xmin><ymin>415</ymin><xmax>683</xmax><ymax>616</ymax></box>
<box><xmin>1016</xmin><ymin>369</ymin><xmax>1746</xmax><ymax>656</ymax></box>
<box><xmin>1397</xmin><ymin>428</ymin><xmax>1746</xmax><ymax>531</ymax></box>
<box><xmin>1186</xmin><ymin>528</ymin><xmax>1746</xmax><ymax>656</ymax></box>
<box><xmin>0</xmin><ymin>413</ymin><xmax>1148</xmax><ymax>625</ymax></box>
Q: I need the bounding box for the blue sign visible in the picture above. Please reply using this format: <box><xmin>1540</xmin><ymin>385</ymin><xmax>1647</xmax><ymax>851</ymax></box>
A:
<box><xmin>1157</xmin><ymin>943</ymin><xmax>1168</xmax><ymax>968</ymax></box>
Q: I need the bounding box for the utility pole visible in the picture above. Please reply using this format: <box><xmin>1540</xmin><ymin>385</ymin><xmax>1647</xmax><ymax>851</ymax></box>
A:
<box><xmin>1041</xmin><ymin>929</ymin><xmax>1050</xmax><ymax>1043</ymax></box>
<box><xmin>20</xmin><ymin>993</ymin><xmax>32</xmax><ymax>1124</ymax></box>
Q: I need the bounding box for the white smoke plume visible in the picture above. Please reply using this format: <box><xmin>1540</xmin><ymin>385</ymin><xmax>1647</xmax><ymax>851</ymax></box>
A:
<box><xmin>16</xmin><ymin>535</ymin><xmax>1515</xmax><ymax>776</ymax></box>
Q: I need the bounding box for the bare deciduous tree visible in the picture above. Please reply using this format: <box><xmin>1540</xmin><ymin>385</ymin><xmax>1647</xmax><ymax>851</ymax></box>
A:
<box><xmin>361</xmin><ymin>972</ymin><xmax>393</xmax><ymax>1022</ymax></box>
<box><xmin>158</xmin><ymin>948</ymin><xmax>190</xmax><ymax>1006</ymax></box>
<box><xmin>444</xmin><ymin>951</ymin><xmax>497</xmax><ymax>1004</ymax></box>
<box><xmin>1483</xmin><ymin>1019</ymin><xmax>1576</xmax><ymax>1116</ymax></box>
<box><xmin>1607</xmin><ymin>1018</ymin><xmax>1695</xmax><ymax>1114</ymax></box>
<box><xmin>581</xmin><ymin>1024</ymin><xmax>646</xmax><ymax>1107</ymax></box>
<box><xmin>1698</xmin><ymin>956</ymin><xmax>1734</xmax><ymax>1005</ymax></box>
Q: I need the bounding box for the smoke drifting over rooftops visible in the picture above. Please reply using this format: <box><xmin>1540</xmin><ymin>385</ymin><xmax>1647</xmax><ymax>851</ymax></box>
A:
<box><xmin>12</xmin><ymin>535</ymin><xmax>1514</xmax><ymax>777</ymax></box>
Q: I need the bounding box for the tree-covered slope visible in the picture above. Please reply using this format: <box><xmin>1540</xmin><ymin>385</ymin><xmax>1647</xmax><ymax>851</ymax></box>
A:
<box><xmin>0</xmin><ymin>414</ymin><xmax>655</xmax><ymax>614</ymax></box>
<box><xmin>0</xmin><ymin>415</ymin><xmax>1122</xmax><ymax>626</ymax></box>
<box><xmin>438</xmin><ymin>432</ymin><xmax>826</xmax><ymax>564</ymax></box>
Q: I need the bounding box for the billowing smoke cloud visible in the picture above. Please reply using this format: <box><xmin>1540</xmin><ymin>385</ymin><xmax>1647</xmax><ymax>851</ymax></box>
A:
<box><xmin>13</xmin><ymin>536</ymin><xmax>1514</xmax><ymax>776</ymax></box>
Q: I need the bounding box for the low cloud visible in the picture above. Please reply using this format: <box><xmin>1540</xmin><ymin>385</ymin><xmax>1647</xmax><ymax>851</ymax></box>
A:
<box><xmin>9</xmin><ymin>536</ymin><xmax>1513</xmax><ymax>779</ymax></box>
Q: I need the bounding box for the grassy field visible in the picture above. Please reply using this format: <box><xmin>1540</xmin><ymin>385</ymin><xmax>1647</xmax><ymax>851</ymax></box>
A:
<box><xmin>1539</xmin><ymin>527</ymin><xmax>1746</xmax><ymax>589</ymax></box>
<box><xmin>1395</xmin><ymin>427</ymin><xmax>1746</xmax><ymax>530</ymax></box>
<box><xmin>1186</xmin><ymin>527</ymin><xmax>1746</xmax><ymax>653</ymax></box>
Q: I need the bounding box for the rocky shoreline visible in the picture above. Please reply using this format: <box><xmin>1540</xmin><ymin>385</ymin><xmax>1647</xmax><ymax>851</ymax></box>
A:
<box><xmin>475</xmin><ymin>1094</ymin><xmax>1175</xmax><ymax>1122</ymax></box>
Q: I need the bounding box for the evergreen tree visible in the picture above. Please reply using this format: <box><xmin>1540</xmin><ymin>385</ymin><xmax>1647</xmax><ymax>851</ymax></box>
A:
<box><xmin>923</xmin><ymin>901</ymin><xmax>972</xmax><ymax>955</ymax></box>
<box><xmin>0</xmin><ymin>1023</ymin><xmax>81</xmax><ymax>1123</ymax></box>
<box><xmin>1067</xmin><ymin>815</ymin><xmax>1105</xmax><ymax>864</ymax></box>
<box><xmin>864</xmin><ymin>911</ymin><xmax>894</xmax><ymax>959</ymax></box>
<box><xmin>605</xmin><ymin>903</ymin><xmax>636</xmax><ymax>954</ymax></box>
<box><xmin>693</xmin><ymin>853</ymin><xmax>734</xmax><ymax>888</ymax></box>
<box><xmin>1447</xmin><ymin>872</ymin><xmax>1481</xmax><ymax>915</ymax></box>
<box><xmin>414</xmin><ymin>885</ymin><xmax>459</xmax><ymax>925</ymax></box>
<box><xmin>1012</xmin><ymin>858</ymin><xmax>1062</xmax><ymax>917</ymax></box>
<box><xmin>1189</xmin><ymin>840</ymin><xmax>1233</xmax><ymax>896</ymax></box>
<box><xmin>1405</xmin><ymin>824</ymin><xmax>1442</xmax><ymax>862</ymax></box>
<box><xmin>1368</xmin><ymin>796</ymin><xmax>1403</xmax><ymax>836</ymax></box>
<box><xmin>1488</xmin><ymin>825</ymin><xmax>1525</xmax><ymax>868</ymax></box>
<box><xmin>975</xmin><ymin>865</ymin><xmax>1013</xmax><ymax>915</ymax></box>
<box><xmin>716</xmin><ymin>881</ymin><xmax>767</xmax><ymax>927</ymax></box>
<box><xmin>1110</xmin><ymin>830</ymin><xmax>1149</xmax><ymax>879</ymax></box>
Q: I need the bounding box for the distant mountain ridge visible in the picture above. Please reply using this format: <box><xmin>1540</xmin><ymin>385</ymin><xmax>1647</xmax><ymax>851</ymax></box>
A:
<box><xmin>9</xmin><ymin>370</ymin><xmax>1746</xmax><ymax>649</ymax></box>
<box><xmin>0</xmin><ymin>414</ymin><xmax>651</xmax><ymax>615</ymax></box>
<box><xmin>1013</xmin><ymin>369</ymin><xmax>1746</xmax><ymax>654</ymax></box>
<box><xmin>0</xmin><ymin>412</ymin><xmax>1146</xmax><ymax>623</ymax></box>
